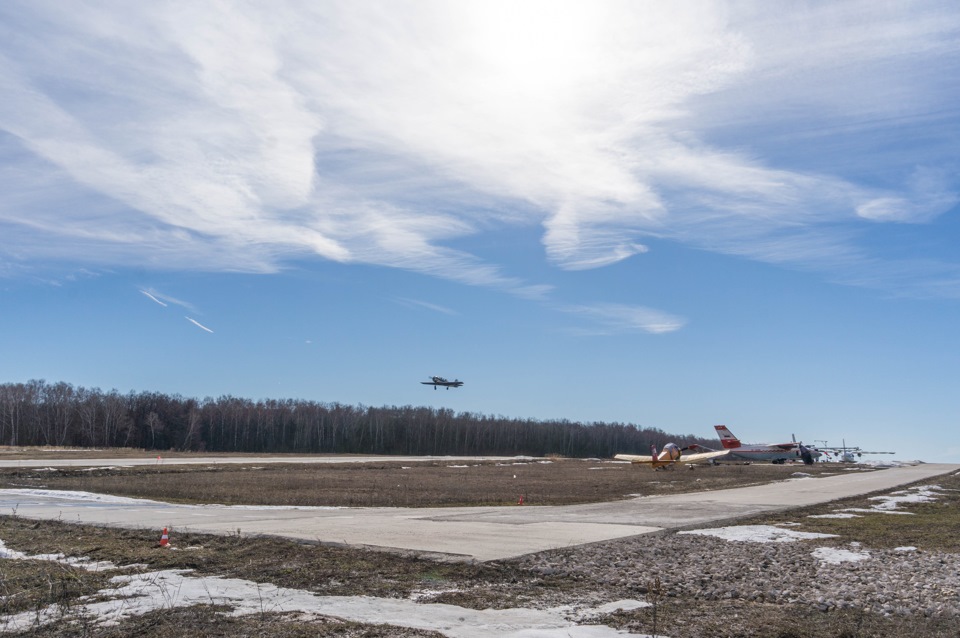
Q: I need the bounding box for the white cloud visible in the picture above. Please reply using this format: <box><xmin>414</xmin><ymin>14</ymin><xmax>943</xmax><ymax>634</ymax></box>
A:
<box><xmin>0</xmin><ymin>0</ymin><xmax>958</xmax><ymax>300</ymax></box>
<box><xmin>394</xmin><ymin>298</ymin><xmax>458</xmax><ymax>316</ymax></box>
<box><xmin>856</xmin><ymin>168</ymin><xmax>959</xmax><ymax>223</ymax></box>
<box><xmin>561</xmin><ymin>303</ymin><xmax>686</xmax><ymax>335</ymax></box>
<box><xmin>139</xmin><ymin>288</ymin><xmax>199</xmax><ymax>312</ymax></box>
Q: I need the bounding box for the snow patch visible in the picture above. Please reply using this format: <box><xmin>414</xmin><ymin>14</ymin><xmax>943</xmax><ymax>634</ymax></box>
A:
<box><xmin>0</xmin><ymin>567</ymin><xmax>655</xmax><ymax>637</ymax></box>
<box><xmin>0</xmin><ymin>538</ymin><xmax>656</xmax><ymax>637</ymax></box>
<box><xmin>812</xmin><ymin>546</ymin><xmax>870</xmax><ymax>564</ymax></box>
<box><xmin>0</xmin><ymin>488</ymin><xmax>164</xmax><ymax>505</ymax></box>
<box><xmin>0</xmin><ymin>539</ymin><xmax>116</xmax><ymax>572</ymax></box>
<box><xmin>0</xmin><ymin>488</ymin><xmax>342</xmax><ymax>511</ymax></box>
<box><xmin>679</xmin><ymin>525</ymin><xmax>837</xmax><ymax>543</ymax></box>
<box><xmin>868</xmin><ymin>485</ymin><xmax>943</xmax><ymax>510</ymax></box>
<box><xmin>589</xmin><ymin>599</ymin><xmax>651</xmax><ymax>614</ymax></box>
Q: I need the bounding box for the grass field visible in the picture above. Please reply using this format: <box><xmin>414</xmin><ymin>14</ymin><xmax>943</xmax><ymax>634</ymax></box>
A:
<box><xmin>2</xmin><ymin>453</ymin><xmax>958</xmax><ymax>637</ymax></box>
<box><xmin>0</xmin><ymin>455</ymin><xmax>845</xmax><ymax>506</ymax></box>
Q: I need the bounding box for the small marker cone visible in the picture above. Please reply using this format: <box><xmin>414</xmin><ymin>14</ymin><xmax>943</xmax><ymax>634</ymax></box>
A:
<box><xmin>158</xmin><ymin>527</ymin><xmax>169</xmax><ymax>547</ymax></box>
<box><xmin>517</xmin><ymin>495</ymin><xmax>524</xmax><ymax>505</ymax></box>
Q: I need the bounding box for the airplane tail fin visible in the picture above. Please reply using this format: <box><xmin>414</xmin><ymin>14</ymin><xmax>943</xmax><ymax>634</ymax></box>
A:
<box><xmin>714</xmin><ymin>425</ymin><xmax>741</xmax><ymax>449</ymax></box>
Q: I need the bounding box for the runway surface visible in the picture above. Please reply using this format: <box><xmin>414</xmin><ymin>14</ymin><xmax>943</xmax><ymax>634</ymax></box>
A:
<box><xmin>1</xmin><ymin>458</ymin><xmax>956</xmax><ymax>561</ymax></box>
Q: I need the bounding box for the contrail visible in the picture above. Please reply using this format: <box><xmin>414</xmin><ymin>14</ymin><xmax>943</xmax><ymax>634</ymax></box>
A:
<box><xmin>185</xmin><ymin>317</ymin><xmax>214</xmax><ymax>333</ymax></box>
<box><xmin>394</xmin><ymin>297</ymin><xmax>458</xmax><ymax>315</ymax></box>
<box><xmin>140</xmin><ymin>290</ymin><xmax>168</xmax><ymax>307</ymax></box>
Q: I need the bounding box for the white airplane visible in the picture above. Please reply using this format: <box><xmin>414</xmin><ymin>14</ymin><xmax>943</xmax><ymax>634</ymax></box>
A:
<box><xmin>714</xmin><ymin>425</ymin><xmax>821</xmax><ymax>465</ymax></box>
<box><xmin>818</xmin><ymin>439</ymin><xmax>894</xmax><ymax>463</ymax></box>
<box><xmin>615</xmin><ymin>443</ymin><xmax>729</xmax><ymax>469</ymax></box>
<box><xmin>421</xmin><ymin>376</ymin><xmax>464</xmax><ymax>390</ymax></box>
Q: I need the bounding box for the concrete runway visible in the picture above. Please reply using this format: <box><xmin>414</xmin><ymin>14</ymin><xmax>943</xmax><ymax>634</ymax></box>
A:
<box><xmin>1</xmin><ymin>458</ymin><xmax>956</xmax><ymax>561</ymax></box>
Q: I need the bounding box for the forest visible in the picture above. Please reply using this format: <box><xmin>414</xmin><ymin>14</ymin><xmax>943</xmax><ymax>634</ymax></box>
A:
<box><xmin>0</xmin><ymin>380</ymin><xmax>716</xmax><ymax>458</ymax></box>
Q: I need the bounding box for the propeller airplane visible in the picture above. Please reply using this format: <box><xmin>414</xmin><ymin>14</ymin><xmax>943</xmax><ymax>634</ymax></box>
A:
<box><xmin>421</xmin><ymin>376</ymin><xmax>464</xmax><ymax>390</ymax></box>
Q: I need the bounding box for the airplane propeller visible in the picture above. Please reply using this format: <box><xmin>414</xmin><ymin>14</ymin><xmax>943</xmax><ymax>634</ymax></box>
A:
<box><xmin>792</xmin><ymin>434</ymin><xmax>816</xmax><ymax>465</ymax></box>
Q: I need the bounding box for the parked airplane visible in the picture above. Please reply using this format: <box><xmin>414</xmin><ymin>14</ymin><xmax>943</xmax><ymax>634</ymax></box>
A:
<box><xmin>714</xmin><ymin>425</ymin><xmax>821</xmax><ymax>465</ymax></box>
<box><xmin>421</xmin><ymin>376</ymin><xmax>464</xmax><ymax>390</ymax></box>
<box><xmin>615</xmin><ymin>443</ymin><xmax>729</xmax><ymax>469</ymax></box>
<box><xmin>818</xmin><ymin>439</ymin><xmax>894</xmax><ymax>463</ymax></box>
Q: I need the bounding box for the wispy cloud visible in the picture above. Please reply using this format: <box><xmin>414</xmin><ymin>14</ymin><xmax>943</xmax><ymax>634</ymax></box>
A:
<box><xmin>185</xmin><ymin>317</ymin><xmax>214</xmax><ymax>334</ymax></box>
<box><xmin>560</xmin><ymin>303</ymin><xmax>687</xmax><ymax>335</ymax></box>
<box><xmin>139</xmin><ymin>290</ymin><xmax>167</xmax><ymax>307</ymax></box>
<box><xmin>856</xmin><ymin>168</ymin><xmax>959</xmax><ymax>224</ymax></box>
<box><xmin>0</xmin><ymin>1</ymin><xmax>958</xmax><ymax>301</ymax></box>
<box><xmin>138</xmin><ymin>288</ymin><xmax>196</xmax><ymax>312</ymax></box>
<box><xmin>394</xmin><ymin>298</ymin><xmax>458</xmax><ymax>316</ymax></box>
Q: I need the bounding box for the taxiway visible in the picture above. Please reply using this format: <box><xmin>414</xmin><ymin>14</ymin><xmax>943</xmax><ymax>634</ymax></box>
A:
<box><xmin>1</xmin><ymin>458</ymin><xmax>956</xmax><ymax>561</ymax></box>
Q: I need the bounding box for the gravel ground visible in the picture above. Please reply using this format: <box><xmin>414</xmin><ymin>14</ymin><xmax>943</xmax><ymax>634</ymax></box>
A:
<box><xmin>515</xmin><ymin>529</ymin><xmax>960</xmax><ymax>619</ymax></box>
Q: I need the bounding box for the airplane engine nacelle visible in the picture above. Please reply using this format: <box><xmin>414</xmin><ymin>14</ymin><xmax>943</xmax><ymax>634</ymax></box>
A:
<box><xmin>662</xmin><ymin>443</ymin><xmax>682</xmax><ymax>461</ymax></box>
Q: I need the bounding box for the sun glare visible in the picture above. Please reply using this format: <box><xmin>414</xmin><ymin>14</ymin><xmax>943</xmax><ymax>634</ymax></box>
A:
<box><xmin>459</xmin><ymin>2</ymin><xmax>608</xmax><ymax>96</ymax></box>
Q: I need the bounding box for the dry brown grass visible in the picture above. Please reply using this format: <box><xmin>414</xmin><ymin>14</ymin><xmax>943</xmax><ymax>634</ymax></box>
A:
<box><xmin>0</xmin><ymin>446</ymin><xmax>259</xmax><ymax>460</ymax></box>
<box><xmin>0</xmin><ymin>457</ymin><xmax>846</xmax><ymax>507</ymax></box>
<box><xmin>731</xmin><ymin>469</ymin><xmax>960</xmax><ymax>551</ymax></box>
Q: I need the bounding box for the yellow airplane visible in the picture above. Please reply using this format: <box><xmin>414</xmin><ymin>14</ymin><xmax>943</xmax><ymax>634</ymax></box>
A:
<box><xmin>615</xmin><ymin>443</ymin><xmax>729</xmax><ymax>469</ymax></box>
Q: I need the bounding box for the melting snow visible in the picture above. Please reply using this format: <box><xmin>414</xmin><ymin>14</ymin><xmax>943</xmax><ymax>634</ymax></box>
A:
<box><xmin>0</xmin><ymin>539</ymin><xmax>653</xmax><ymax>637</ymax></box>
<box><xmin>812</xmin><ymin>546</ymin><xmax>870</xmax><ymax>564</ymax></box>
<box><xmin>1</xmin><ymin>488</ymin><xmax>342</xmax><ymax>511</ymax></box>
<box><xmin>589</xmin><ymin>600</ymin><xmax>650</xmax><ymax>614</ymax></box>
<box><xmin>1</xmin><ymin>488</ymin><xmax>163</xmax><ymax>505</ymax></box>
<box><xmin>868</xmin><ymin>485</ymin><xmax>944</xmax><ymax>510</ymax></box>
<box><xmin>808</xmin><ymin>484</ymin><xmax>946</xmax><ymax>520</ymax></box>
<box><xmin>836</xmin><ymin>508</ymin><xmax>914</xmax><ymax>516</ymax></box>
<box><xmin>0</xmin><ymin>539</ymin><xmax>116</xmax><ymax>572</ymax></box>
<box><xmin>678</xmin><ymin>525</ymin><xmax>837</xmax><ymax>543</ymax></box>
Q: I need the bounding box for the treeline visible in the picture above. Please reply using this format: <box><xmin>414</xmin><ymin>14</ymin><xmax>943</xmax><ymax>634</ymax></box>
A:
<box><xmin>0</xmin><ymin>380</ymin><xmax>715</xmax><ymax>458</ymax></box>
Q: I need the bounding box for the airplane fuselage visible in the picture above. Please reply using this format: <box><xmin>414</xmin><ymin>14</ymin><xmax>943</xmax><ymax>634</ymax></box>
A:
<box><xmin>714</xmin><ymin>425</ymin><xmax>821</xmax><ymax>464</ymax></box>
<box><xmin>723</xmin><ymin>445</ymin><xmax>821</xmax><ymax>464</ymax></box>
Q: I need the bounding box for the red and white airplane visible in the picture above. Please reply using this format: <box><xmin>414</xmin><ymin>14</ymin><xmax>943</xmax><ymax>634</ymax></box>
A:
<box><xmin>713</xmin><ymin>425</ymin><xmax>821</xmax><ymax>465</ymax></box>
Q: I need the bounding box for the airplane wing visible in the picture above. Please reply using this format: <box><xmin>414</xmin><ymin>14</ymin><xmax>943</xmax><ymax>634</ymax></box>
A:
<box><xmin>614</xmin><ymin>454</ymin><xmax>658</xmax><ymax>464</ymax></box>
<box><xmin>820</xmin><ymin>447</ymin><xmax>894</xmax><ymax>455</ymax></box>
<box><xmin>679</xmin><ymin>450</ymin><xmax>730</xmax><ymax>463</ymax></box>
<box><xmin>614</xmin><ymin>450</ymin><xmax>728</xmax><ymax>464</ymax></box>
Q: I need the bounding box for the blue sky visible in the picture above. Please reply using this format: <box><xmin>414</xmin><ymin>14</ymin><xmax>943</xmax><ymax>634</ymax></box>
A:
<box><xmin>1</xmin><ymin>1</ymin><xmax>959</xmax><ymax>462</ymax></box>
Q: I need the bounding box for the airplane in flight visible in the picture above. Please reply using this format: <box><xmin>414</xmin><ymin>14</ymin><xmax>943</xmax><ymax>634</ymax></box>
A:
<box><xmin>714</xmin><ymin>425</ymin><xmax>821</xmax><ymax>465</ymax></box>
<box><xmin>421</xmin><ymin>376</ymin><xmax>464</xmax><ymax>390</ymax></box>
<box><xmin>615</xmin><ymin>443</ymin><xmax>730</xmax><ymax>469</ymax></box>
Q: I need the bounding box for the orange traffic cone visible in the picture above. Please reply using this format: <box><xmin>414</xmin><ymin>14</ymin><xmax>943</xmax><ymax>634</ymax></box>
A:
<box><xmin>517</xmin><ymin>495</ymin><xmax>524</xmax><ymax>505</ymax></box>
<box><xmin>158</xmin><ymin>527</ymin><xmax>169</xmax><ymax>547</ymax></box>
